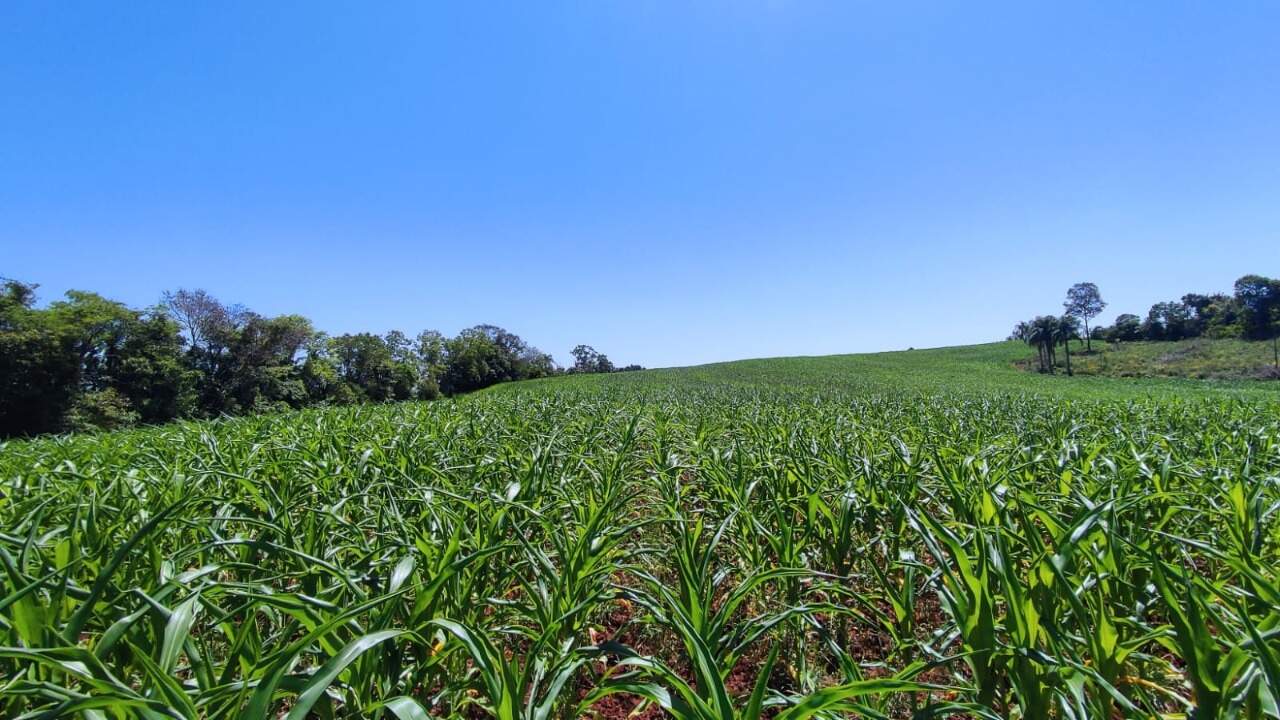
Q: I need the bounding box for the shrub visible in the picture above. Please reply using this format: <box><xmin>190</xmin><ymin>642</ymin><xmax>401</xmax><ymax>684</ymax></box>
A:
<box><xmin>63</xmin><ymin>388</ymin><xmax>139</xmax><ymax>432</ymax></box>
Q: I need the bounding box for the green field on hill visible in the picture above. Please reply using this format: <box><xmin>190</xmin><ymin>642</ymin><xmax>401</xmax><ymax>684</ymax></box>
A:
<box><xmin>3</xmin><ymin>343</ymin><xmax>1278</xmax><ymax>719</ymax></box>
<box><xmin>497</xmin><ymin>340</ymin><xmax>1280</xmax><ymax>402</ymax></box>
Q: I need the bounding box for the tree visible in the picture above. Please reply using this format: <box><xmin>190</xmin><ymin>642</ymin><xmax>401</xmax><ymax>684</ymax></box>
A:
<box><xmin>4</xmin><ymin>275</ymin><xmax>585</xmax><ymax>436</ymax></box>
<box><xmin>162</xmin><ymin>289</ymin><xmax>241</xmax><ymax>355</ymax></box>
<box><xmin>1111</xmin><ymin>314</ymin><xmax>1142</xmax><ymax>342</ymax></box>
<box><xmin>571</xmin><ymin>344</ymin><xmax>615</xmax><ymax>373</ymax></box>
<box><xmin>440</xmin><ymin>326</ymin><xmax>521</xmax><ymax>394</ymax></box>
<box><xmin>1179</xmin><ymin>293</ymin><xmax>1232</xmax><ymax>338</ymax></box>
<box><xmin>64</xmin><ymin>388</ymin><xmax>139</xmax><ymax>432</ymax></box>
<box><xmin>1196</xmin><ymin>294</ymin><xmax>1242</xmax><ymax>339</ymax></box>
<box><xmin>571</xmin><ymin>344</ymin><xmax>597</xmax><ymax>372</ymax></box>
<box><xmin>1023</xmin><ymin>316</ymin><xmax>1060</xmax><ymax>373</ymax></box>
<box><xmin>1144</xmin><ymin>301</ymin><xmax>1192</xmax><ymax>341</ymax></box>
<box><xmin>329</xmin><ymin>333</ymin><xmax>415</xmax><ymax>402</ymax></box>
<box><xmin>220</xmin><ymin>314</ymin><xmax>317</xmax><ymax>412</ymax></box>
<box><xmin>1021</xmin><ymin>319</ymin><xmax>1041</xmax><ymax>371</ymax></box>
<box><xmin>416</xmin><ymin>330</ymin><xmax>447</xmax><ymax>372</ymax></box>
<box><xmin>47</xmin><ymin>291</ymin><xmax>192</xmax><ymax>426</ymax></box>
<box><xmin>300</xmin><ymin>340</ymin><xmax>342</xmax><ymax>403</ymax></box>
<box><xmin>47</xmin><ymin>290</ymin><xmax>139</xmax><ymax>392</ymax></box>
<box><xmin>1064</xmin><ymin>283</ymin><xmax>1106</xmax><ymax>352</ymax></box>
<box><xmin>440</xmin><ymin>328</ymin><xmax>503</xmax><ymax>395</ymax></box>
<box><xmin>439</xmin><ymin>325</ymin><xmax>552</xmax><ymax>394</ymax></box>
<box><xmin>519</xmin><ymin>348</ymin><xmax>559</xmax><ymax>378</ymax></box>
<box><xmin>384</xmin><ymin>330</ymin><xmax>414</xmax><ymax>364</ymax></box>
<box><xmin>0</xmin><ymin>284</ymin><xmax>192</xmax><ymax>434</ymax></box>
<box><xmin>0</xmin><ymin>277</ymin><xmax>38</xmax><ymax>318</ymax></box>
<box><xmin>1234</xmin><ymin>274</ymin><xmax>1280</xmax><ymax>367</ymax></box>
<box><xmin>233</xmin><ymin>314</ymin><xmax>314</xmax><ymax>366</ymax></box>
<box><xmin>162</xmin><ymin>289</ymin><xmax>252</xmax><ymax>414</ymax></box>
<box><xmin>111</xmin><ymin>308</ymin><xmax>195</xmax><ymax>423</ymax></box>
<box><xmin>0</xmin><ymin>279</ymin><xmax>78</xmax><ymax>435</ymax></box>
<box><xmin>414</xmin><ymin>329</ymin><xmax>447</xmax><ymax>399</ymax></box>
<box><xmin>1055</xmin><ymin>315</ymin><xmax>1081</xmax><ymax>376</ymax></box>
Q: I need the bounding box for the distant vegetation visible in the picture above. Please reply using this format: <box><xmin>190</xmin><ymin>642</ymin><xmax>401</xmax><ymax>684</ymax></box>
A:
<box><xmin>1066</xmin><ymin>338</ymin><xmax>1280</xmax><ymax>380</ymax></box>
<box><xmin>0</xmin><ymin>278</ymin><xmax>639</xmax><ymax>437</ymax></box>
<box><xmin>1011</xmin><ymin>275</ymin><xmax>1280</xmax><ymax>376</ymax></box>
<box><xmin>5</xmin><ymin>271</ymin><xmax>1276</xmax><ymax>438</ymax></box>
<box><xmin>508</xmin><ymin>341</ymin><xmax>1280</xmax><ymax>403</ymax></box>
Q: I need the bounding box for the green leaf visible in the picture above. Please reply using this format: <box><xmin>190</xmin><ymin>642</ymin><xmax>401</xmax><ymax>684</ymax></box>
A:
<box><xmin>159</xmin><ymin>593</ymin><xmax>201</xmax><ymax>674</ymax></box>
<box><xmin>776</xmin><ymin>678</ymin><xmax>932</xmax><ymax>720</ymax></box>
<box><xmin>285</xmin><ymin>630</ymin><xmax>411</xmax><ymax>720</ymax></box>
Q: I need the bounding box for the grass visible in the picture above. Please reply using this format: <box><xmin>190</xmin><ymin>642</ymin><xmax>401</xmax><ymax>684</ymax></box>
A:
<box><xmin>1058</xmin><ymin>338</ymin><xmax>1280</xmax><ymax>381</ymax></box>
<box><xmin>2</xmin><ymin>342</ymin><xmax>1278</xmax><ymax>719</ymax></box>
<box><xmin>501</xmin><ymin>341</ymin><xmax>1280</xmax><ymax>402</ymax></box>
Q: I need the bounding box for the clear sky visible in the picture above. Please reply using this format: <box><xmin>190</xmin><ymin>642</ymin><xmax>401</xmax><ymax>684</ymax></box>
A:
<box><xmin>2</xmin><ymin>2</ymin><xmax>1277</xmax><ymax>368</ymax></box>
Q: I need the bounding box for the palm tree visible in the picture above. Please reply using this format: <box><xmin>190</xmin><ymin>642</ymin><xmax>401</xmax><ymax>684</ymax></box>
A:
<box><xmin>1026</xmin><ymin>316</ymin><xmax>1057</xmax><ymax>373</ymax></box>
<box><xmin>1020</xmin><ymin>320</ymin><xmax>1039</xmax><ymax>371</ymax></box>
<box><xmin>1055</xmin><ymin>315</ymin><xmax>1081</xmax><ymax>376</ymax></box>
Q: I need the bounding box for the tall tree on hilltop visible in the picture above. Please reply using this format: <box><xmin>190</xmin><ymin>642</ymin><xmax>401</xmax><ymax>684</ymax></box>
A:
<box><xmin>1064</xmin><ymin>283</ymin><xmax>1106</xmax><ymax>352</ymax></box>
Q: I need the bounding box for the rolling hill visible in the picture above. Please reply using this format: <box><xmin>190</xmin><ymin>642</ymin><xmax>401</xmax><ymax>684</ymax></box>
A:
<box><xmin>492</xmin><ymin>340</ymin><xmax>1280</xmax><ymax>403</ymax></box>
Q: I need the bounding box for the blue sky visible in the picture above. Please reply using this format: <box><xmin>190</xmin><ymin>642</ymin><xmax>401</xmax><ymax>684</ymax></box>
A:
<box><xmin>2</xmin><ymin>2</ymin><xmax>1277</xmax><ymax>368</ymax></box>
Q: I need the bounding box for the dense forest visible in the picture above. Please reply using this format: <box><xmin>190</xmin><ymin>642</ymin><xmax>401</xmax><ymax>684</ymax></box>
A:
<box><xmin>1011</xmin><ymin>274</ymin><xmax>1280</xmax><ymax>375</ymax></box>
<box><xmin>0</xmin><ymin>278</ymin><xmax>637</xmax><ymax>437</ymax></box>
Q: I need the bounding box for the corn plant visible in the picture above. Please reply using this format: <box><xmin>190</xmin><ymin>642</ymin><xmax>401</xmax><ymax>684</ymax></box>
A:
<box><xmin>1</xmin><ymin>361</ymin><xmax>1277</xmax><ymax>719</ymax></box>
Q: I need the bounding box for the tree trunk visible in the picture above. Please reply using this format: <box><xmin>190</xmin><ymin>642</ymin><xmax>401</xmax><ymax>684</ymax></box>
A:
<box><xmin>1084</xmin><ymin>319</ymin><xmax>1091</xmax><ymax>352</ymax></box>
<box><xmin>1064</xmin><ymin>340</ymin><xmax>1073</xmax><ymax>376</ymax></box>
<box><xmin>1273</xmin><ymin>335</ymin><xmax>1278</xmax><ymax>368</ymax></box>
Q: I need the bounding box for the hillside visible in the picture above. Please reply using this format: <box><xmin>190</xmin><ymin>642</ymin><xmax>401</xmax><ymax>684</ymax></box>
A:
<box><xmin>490</xmin><ymin>340</ymin><xmax>1280</xmax><ymax>402</ymax></box>
<box><xmin>1067</xmin><ymin>338</ymin><xmax>1280</xmax><ymax>380</ymax></box>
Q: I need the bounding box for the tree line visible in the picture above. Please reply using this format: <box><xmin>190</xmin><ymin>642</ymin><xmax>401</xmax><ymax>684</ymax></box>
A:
<box><xmin>0</xmin><ymin>278</ymin><xmax>640</xmax><ymax>437</ymax></box>
<box><xmin>1011</xmin><ymin>275</ymin><xmax>1280</xmax><ymax>374</ymax></box>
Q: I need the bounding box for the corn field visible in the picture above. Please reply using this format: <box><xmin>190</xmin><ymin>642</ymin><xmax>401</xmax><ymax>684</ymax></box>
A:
<box><xmin>3</xmin><ymin>373</ymin><xmax>1279</xmax><ymax>718</ymax></box>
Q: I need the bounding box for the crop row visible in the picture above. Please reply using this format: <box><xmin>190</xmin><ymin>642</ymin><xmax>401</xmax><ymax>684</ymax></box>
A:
<box><xmin>2</xmin><ymin>386</ymin><xmax>1278</xmax><ymax>718</ymax></box>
